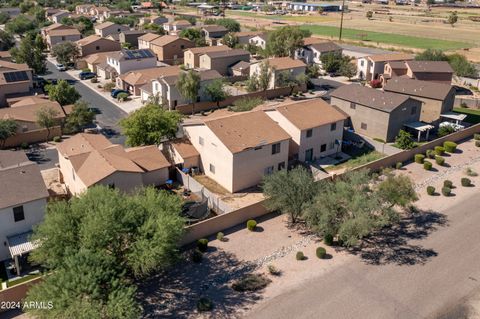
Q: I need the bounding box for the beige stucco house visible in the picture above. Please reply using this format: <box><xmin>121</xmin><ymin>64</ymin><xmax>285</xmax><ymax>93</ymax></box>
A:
<box><xmin>117</xmin><ymin>65</ymin><xmax>181</xmax><ymax>96</ymax></box>
<box><xmin>184</xmin><ymin>46</ymin><xmax>231</xmax><ymax>69</ymax></box>
<box><xmin>57</xmin><ymin>133</ymin><xmax>171</xmax><ymax>195</ymax></box>
<box><xmin>98</xmin><ymin>49</ymin><xmax>157</xmax><ymax>79</ymax></box>
<box><xmin>383</xmin><ymin>61</ymin><xmax>454</xmax><ymax>85</ymax></box>
<box><xmin>149</xmin><ymin>35</ymin><xmax>195</xmax><ymax>64</ymax></box>
<box><xmin>249</xmin><ymin>34</ymin><xmax>267</xmax><ymax>50</ymax></box>
<box><xmin>76</xmin><ymin>35</ymin><xmax>121</xmax><ymax>57</ymax></box>
<box><xmin>183</xmin><ymin>111</ymin><xmax>290</xmax><ymax>193</ymax></box>
<box><xmin>0</xmin><ymin>61</ymin><xmax>34</xmax><ymax>107</ymax></box>
<box><xmin>94</xmin><ymin>22</ymin><xmax>130</xmax><ymax>37</ymax></box>
<box><xmin>46</xmin><ymin>28</ymin><xmax>82</xmax><ymax>50</ymax></box>
<box><xmin>162</xmin><ymin>138</ymin><xmax>201</xmax><ymax>170</ymax></box>
<box><xmin>198</xmin><ymin>49</ymin><xmax>250</xmax><ymax>76</ymax></box>
<box><xmin>249</xmin><ymin>57</ymin><xmax>306</xmax><ymax>89</ymax></box>
<box><xmin>295</xmin><ymin>38</ymin><xmax>343</xmax><ymax>66</ymax></box>
<box><xmin>163</xmin><ymin>20</ymin><xmax>191</xmax><ymax>35</ymax></box>
<box><xmin>356</xmin><ymin>53</ymin><xmax>414</xmax><ymax>82</ymax></box>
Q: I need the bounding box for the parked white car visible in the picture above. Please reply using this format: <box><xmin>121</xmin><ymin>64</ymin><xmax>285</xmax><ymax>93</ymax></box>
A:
<box><xmin>55</xmin><ymin>64</ymin><xmax>66</xmax><ymax>71</ymax></box>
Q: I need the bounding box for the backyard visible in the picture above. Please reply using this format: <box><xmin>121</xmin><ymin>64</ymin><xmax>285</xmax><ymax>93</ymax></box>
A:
<box><xmin>454</xmin><ymin>107</ymin><xmax>480</xmax><ymax>124</ymax></box>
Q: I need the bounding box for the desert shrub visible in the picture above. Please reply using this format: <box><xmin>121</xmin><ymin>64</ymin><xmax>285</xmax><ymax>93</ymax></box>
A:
<box><xmin>267</xmin><ymin>264</ymin><xmax>281</xmax><ymax>276</ymax></box>
<box><xmin>423</xmin><ymin>161</ymin><xmax>432</xmax><ymax>170</ymax></box>
<box><xmin>476</xmin><ymin>141</ymin><xmax>480</xmax><ymax>147</ymax></box>
<box><xmin>90</xmin><ymin>77</ymin><xmax>98</xmax><ymax>83</ymax></box>
<box><xmin>197</xmin><ymin>238</ymin><xmax>208</xmax><ymax>252</ymax></box>
<box><xmin>81</xmin><ymin>68</ymin><xmax>91</xmax><ymax>72</ymax></box>
<box><xmin>20</xmin><ymin>142</ymin><xmax>28</xmax><ymax>149</ymax></box>
<box><xmin>296</xmin><ymin>251</ymin><xmax>305</xmax><ymax>260</ymax></box>
<box><xmin>435</xmin><ymin>156</ymin><xmax>445</xmax><ymax>166</ymax></box>
<box><xmin>444</xmin><ymin>180</ymin><xmax>453</xmax><ymax>188</ymax></box>
<box><xmin>395</xmin><ymin>162</ymin><xmax>402</xmax><ymax>170</ymax></box>
<box><xmin>52</xmin><ymin>136</ymin><xmax>61</xmax><ymax>142</ymax></box>
<box><xmin>103</xmin><ymin>82</ymin><xmax>116</xmax><ymax>92</ymax></box>
<box><xmin>434</xmin><ymin>146</ymin><xmax>444</xmax><ymax>155</ymax></box>
<box><xmin>426</xmin><ymin>186</ymin><xmax>435</xmax><ymax>195</ymax></box>
<box><xmin>191</xmin><ymin>249</ymin><xmax>203</xmax><ymax>263</ymax></box>
<box><xmin>414</xmin><ymin>154</ymin><xmax>425</xmax><ymax>164</ymax></box>
<box><xmin>117</xmin><ymin>92</ymin><xmax>129</xmax><ymax>101</ymax></box>
<box><xmin>442</xmin><ymin>187</ymin><xmax>451</xmax><ymax>196</ymax></box>
<box><xmin>426</xmin><ymin>149</ymin><xmax>435</xmax><ymax>159</ymax></box>
<box><xmin>216</xmin><ymin>232</ymin><xmax>224</xmax><ymax>241</ymax></box>
<box><xmin>461</xmin><ymin>178</ymin><xmax>472</xmax><ymax>187</ymax></box>
<box><xmin>443</xmin><ymin>141</ymin><xmax>457</xmax><ymax>153</ymax></box>
<box><xmin>247</xmin><ymin>219</ymin><xmax>257</xmax><ymax>231</ymax></box>
<box><xmin>316</xmin><ymin>247</ymin><xmax>326</xmax><ymax>259</ymax></box>
<box><xmin>97</xmin><ymin>84</ymin><xmax>103</xmax><ymax>89</ymax></box>
<box><xmin>474</xmin><ymin>133</ymin><xmax>480</xmax><ymax>140</ymax></box>
<box><xmin>228</xmin><ymin>97</ymin><xmax>263</xmax><ymax>112</ymax></box>
<box><xmin>197</xmin><ymin>297</ymin><xmax>213</xmax><ymax>312</ymax></box>
<box><xmin>232</xmin><ymin>274</ymin><xmax>271</xmax><ymax>292</ymax></box>
<box><xmin>465</xmin><ymin>167</ymin><xmax>478</xmax><ymax>177</ymax></box>
<box><xmin>324</xmin><ymin>233</ymin><xmax>334</xmax><ymax>246</ymax></box>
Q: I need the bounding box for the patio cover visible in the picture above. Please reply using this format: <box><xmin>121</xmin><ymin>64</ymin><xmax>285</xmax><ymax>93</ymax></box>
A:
<box><xmin>7</xmin><ymin>231</ymin><xmax>39</xmax><ymax>257</ymax></box>
<box><xmin>404</xmin><ymin>122</ymin><xmax>435</xmax><ymax>132</ymax></box>
<box><xmin>440</xmin><ymin>112</ymin><xmax>467</xmax><ymax>122</ymax></box>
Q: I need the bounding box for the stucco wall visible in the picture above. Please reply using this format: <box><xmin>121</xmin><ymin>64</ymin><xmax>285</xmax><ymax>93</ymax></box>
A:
<box><xmin>141</xmin><ymin>168</ymin><xmax>169</xmax><ymax>186</ymax></box>
<box><xmin>94</xmin><ymin>171</ymin><xmax>144</xmax><ymax>194</ymax></box>
<box><xmin>0</xmin><ymin>81</ymin><xmax>33</xmax><ymax>107</ymax></box>
<box><xmin>80</xmin><ymin>39</ymin><xmax>121</xmax><ymax>57</ymax></box>
<box><xmin>58</xmin><ymin>153</ymin><xmax>88</xmax><ymax>195</ymax></box>
<box><xmin>3</xmin><ymin>127</ymin><xmax>62</xmax><ymax>148</ymax></box>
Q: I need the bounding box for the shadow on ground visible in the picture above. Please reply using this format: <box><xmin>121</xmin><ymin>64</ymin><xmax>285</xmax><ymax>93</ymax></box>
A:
<box><xmin>348</xmin><ymin>209</ymin><xmax>448</xmax><ymax>266</ymax></box>
<box><xmin>138</xmin><ymin>249</ymin><xmax>262</xmax><ymax>318</ymax></box>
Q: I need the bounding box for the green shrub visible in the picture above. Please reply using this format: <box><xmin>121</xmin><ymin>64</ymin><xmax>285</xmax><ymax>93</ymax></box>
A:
<box><xmin>90</xmin><ymin>77</ymin><xmax>98</xmax><ymax>83</ymax></box>
<box><xmin>423</xmin><ymin>161</ymin><xmax>432</xmax><ymax>170</ymax></box>
<box><xmin>197</xmin><ymin>297</ymin><xmax>213</xmax><ymax>312</ymax></box>
<box><xmin>247</xmin><ymin>219</ymin><xmax>257</xmax><ymax>231</ymax></box>
<box><xmin>228</xmin><ymin>97</ymin><xmax>263</xmax><ymax>112</ymax></box>
<box><xmin>324</xmin><ymin>234</ymin><xmax>334</xmax><ymax>246</ymax></box>
<box><xmin>426</xmin><ymin>186</ymin><xmax>435</xmax><ymax>196</ymax></box>
<box><xmin>415</xmin><ymin>154</ymin><xmax>425</xmax><ymax>164</ymax></box>
<box><xmin>476</xmin><ymin>140</ymin><xmax>480</xmax><ymax>147</ymax></box>
<box><xmin>191</xmin><ymin>249</ymin><xmax>203</xmax><ymax>263</ymax></box>
<box><xmin>395</xmin><ymin>162</ymin><xmax>403</xmax><ymax>170</ymax></box>
<box><xmin>444</xmin><ymin>180</ymin><xmax>453</xmax><ymax>188</ymax></box>
<box><xmin>52</xmin><ymin>136</ymin><xmax>61</xmax><ymax>142</ymax></box>
<box><xmin>435</xmin><ymin>156</ymin><xmax>445</xmax><ymax>166</ymax></box>
<box><xmin>267</xmin><ymin>264</ymin><xmax>281</xmax><ymax>276</ymax></box>
<box><xmin>20</xmin><ymin>142</ymin><xmax>28</xmax><ymax>149</ymax></box>
<box><xmin>81</xmin><ymin>68</ymin><xmax>91</xmax><ymax>72</ymax></box>
<box><xmin>442</xmin><ymin>187</ymin><xmax>451</xmax><ymax>196</ymax></box>
<box><xmin>474</xmin><ymin>133</ymin><xmax>480</xmax><ymax>140</ymax></box>
<box><xmin>434</xmin><ymin>146</ymin><xmax>444</xmax><ymax>155</ymax></box>
<box><xmin>461</xmin><ymin>178</ymin><xmax>472</xmax><ymax>187</ymax></box>
<box><xmin>316</xmin><ymin>247</ymin><xmax>326</xmax><ymax>259</ymax></box>
<box><xmin>216</xmin><ymin>232</ymin><xmax>224</xmax><ymax>241</ymax></box>
<box><xmin>117</xmin><ymin>92</ymin><xmax>129</xmax><ymax>101</ymax></box>
<box><xmin>443</xmin><ymin>141</ymin><xmax>457</xmax><ymax>153</ymax></box>
<box><xmin>197</xmin><ymin>238</ymin><xmax>208</xmax><ymax>252</ymax></box>
<box><xmin>232</xmin><ymin>274</ymin><xmax>271</xmax><ymax>292</ymax></box>
<box><xmin>426</xmin><ymin>149</ymin><xmax>435</xmax><ymax>159</ymax></box>
<box><xmin>296</xmin><ymin>251</ymin><xmax>305</xmax><ymax>260</ymax></box>
<box><xmin>465</xmin><ymin>167</ymin><xmax>478</xmax><ymax>177</ymax></box>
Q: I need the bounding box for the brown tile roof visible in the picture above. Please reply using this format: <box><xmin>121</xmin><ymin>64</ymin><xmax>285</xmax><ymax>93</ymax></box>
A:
<box><xmin>234</xmin><ymin>31</ymin><xmax>264</xmax><ymax>38</ymax></box>
<box><xmin>303</xmin><ymin>37</ymin><xmax>324</xmax><ymax>46</ymax></box>
<box><xmin>204</xmin><ymin>111</ymin><xmax>290</xmax><ymax>154</ymax></box>
<box><xmin>330</xmin><ymin>84</ymin><xmax>410</xmax><ymax>113</ymax></box>
<box><xmin>0</xmin><ymin>101</ymin><xmax>65</xmax><ymax>122</ymax></box>
<box><xmin>76</xmin><ymin>35</ymin><xmax>114</xmax><ymax>46</ymax></box>
<box><xmin>405</xmin><ymin>61</ymin><xmax>454</xmax><ymax>74</ymax></box>
<box><xmin>387</xmin><ymin>61</ymin><xmax>407</xmax><ymax>69</ymax></box>
<box><xmin>119</xmin><ymin>66</ymin><xmax>181</xmax><ymax>86</ymax></box>
<box><xmin>95</xmin><ymin>21</ymin><xmax>116</xmax><ymax>30</ymax></box>
<box><xmin>263</xmin><ymin>57</ymin><xmax>306</xmax><ymax>71</ymax></box>
<box><xmin>186</xmin><ymin>46</ymin><xmax>231</xmax><ymax>55</ymax></box>
<box><xmin>10</xmin><ymin>96</ymin><xmax>52</xmax><ymax>107</ymax></box>
<box><xmin>138</xmin><ymin>32</ymin><xmax>162</xmax><ymax>42</ymax></box>
<box><xmin>230</xmin><ymin>60</ymin><xmax>250</xmax><ymax>70</ymax></box>
<box><xmin>310</xmin><ymin>41</ymin><xmax>342</xmax><ymax>53</ymax></box>
<box><xmin>125</xmin><ymin>145</ymin><xmax>170</xmax><ymax>170</ymax></box>
<box><xmin>162</xmin><ymin>69</ymin><xmax>221</xmax><ymax>85</ymax></box>
<box><xmin>150</xmin><ymin>35</ymin><xmax>192</xmax><ymax>47</ymax></box>
<box><xmin>368</xmin><ymin>53</ymin><xmax>414</xmax><ymax>63</ymax></box>
<box><xmin>43</xmin><ymin>23</ymin><xmax>69</xmax><ymax>31</ymax></box>
<box><xmin>84</xmin><ymin>51</ymin><xmax>118</xmax><ymax>65</ymax></box>
<box><xmin>203</xmin><ymin>48</ymin><xmax>249</xmax><ymax>59</ymax></box>
<box><xmin>169</xmin><ymin>20</ymin><xmax>191</xmax><ymax>26</ymax></box>
<box><xmin>166</xmin><ymin>138</ymin><xmax>199</xmax><ymax>159</ymax></box>
<box><xmin>0</xmin><ymin>151</ymin><xmax>48</xmax><ymax>209</ymax></box>
<box><xmin>273</xmin><ymin>98</ymin><xmax>347</xmax><ymax>130</ymax></box>
<box><xmin>202</xmin><ymin>25</ymin><xmax>228</xmax><ymax>33</ymax></box>
<box><xmin>48</xmin><ymin>28</ymin><xmax>81</xmax><ymax>37</ymax></box>
<box><xmin>383</xmin><ymin>78</ymin><xmax>454</xmax><ymax>101</ymax></box>
<box><xmin>0</xmin><ymin>60</ymin><xmax>29</xmax><ymax>71</ymax></box>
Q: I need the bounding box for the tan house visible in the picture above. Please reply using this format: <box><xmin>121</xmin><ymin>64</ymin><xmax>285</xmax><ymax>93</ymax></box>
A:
<box><xmin>149</xmin><ymin>35</ymin><xmax>194</xmax><ymax>64</ymax></box>
<box><xmin>249</xmin><ymin>34</ymin><xmax>268</xmax><ymax>50</ymax></box>
<box><xmin>82</xmin><ymin>51</ymin><xmax>118</xmax><ymax>73</ymax></box>
<box><xmin>330</xmin><ymin>84</ymin><xmax>422</xmax><ymax>142</ymax></box>
<box><xmin>383</xmin><ymin>78</ymin><xmax>455</xmax><ymax>124</ymax></box>
<box><xmin>138</xmin><ymin>32</ymin><xmax>162</xmax><ymax>49</ymax></box>
<box><xmin>76</xmin><ymin>35</ymin><xmax>121</xmax><ymax>57</ymax></box>
<box><xmin>75</xmin><ymin>4</ymin><xmax>95</xmax><ymax>15</ymax></box>
<box><xmin>249</xmin><ymin>57</ymin><xmax>306</xmax><ymax>89</ymax></box>
<box><xmin>41</xmin><ymin>23</ymin><xmax>75</xmax><ymax>37</ymax></box>
<box><xmin>98</xmin><ymin>49</ymin><xmax>157</xmax><ymax>79</ymax></box>
<box><xmin>119</xmin><ymin>30</ymin><xmax>148</xmax><ymax>48</ymax></box>
<box><xmin>45</xmin><ymin>28</ymin><xmax>82</xmax><ymax>50</ymax></box>
<box><xmin>230</xmin><ymin>61</ymin><xmax>250</xmax><ymax>76</ymax></box>
<box><xmin>357</xmin><ymin>53</ymin><xmax>414</xmax><ymax>82</ymax></box>
<box><xmin>184</xmin><ymin>46</ymin><xmax>231</xmax><ymax>69</ymax></box>
<box><xmin>183</xmin><ymin>111</ymin><xmax>290</xmax><ymax>193</ymax></box>
<box><xmin>201</xmin><ymin>25</ymin><xmax>228</xmax><ymax>46</ymax></box>
<box><xmin>383</xmin><ymin>61</ymin><xmax>454</xmax><ymax>85</ymax></box>
<box><xmin>0</xmin><ymin>62</ymin><xmax>34</xmax><ymax>107</ymax></box>
<box><xmin>94</xmin><ymin>22</ymin><xmax>130</xmax><ymax>37</ymax></box>
<box><xmin>264</xmin><ymin>98</ymin><xmax>346</xmax><ymax>162</ymax></box>
<box><xmin>57</xmin><ymin>133</ymin><xmax>171</xmax><ymax>195</ymax></box>
<box><xmin>163</xmin><ymin>20</ymin><xmax>192</xmax><ymax>35</ymax></box>
<box><xmin>51</xmin><ymin>10</ymin><xmax>70</xmax><ymax>23</ymax></box>
<box><xmin>295</xmin><ymin>38</ymin><xmax>342</xmax><ymax>66</ymax></box>
<box><xmin>117</xmin><ymin>65</ymin><xmax>181</xmax><ymax>96</ymax></box>
<box><xmin>233</xmin><ymin>31</ymin><xmax>265</xmax><ymax>46</ymax></box>
<box><xmin>199</xmin><ymin>49</ymin><xmax>250</xmax><ymax>76</ymax></box>
<box><xmin>162</xmin><ymin>138</ymin><xmax>200</xmax><ymax>169</ymax></box>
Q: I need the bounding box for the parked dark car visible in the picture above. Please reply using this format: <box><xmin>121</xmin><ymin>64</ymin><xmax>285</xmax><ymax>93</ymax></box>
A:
<box><xmin>111</xmin><ymin>89</ymin><xmax>130</xmax><ymax>98</ymax></box>
<box><xmin>79</xmin><ymin>71</ymin><xmax>96</xmax><ymax>80</ymax></box>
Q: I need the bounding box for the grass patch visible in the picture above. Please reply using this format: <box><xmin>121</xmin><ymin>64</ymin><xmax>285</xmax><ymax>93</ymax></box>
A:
<box><xmin>228</xmin><ymin>97</ymin><xmax>263</xmax><ymax>112</ymax></box>
<box><xmin>453</xmin><ymin>108</ymin><xmax>480</xmax><ymax>124</ymax></box>
<box><xmin>7</xmin><ymin>274</ymin><xmax>41</xmax><ymax>288</ymax></box>
<box><xmin>325</xmin><ymin>149</ymin><xmax>384</xmax><ymax>172</ymax></box>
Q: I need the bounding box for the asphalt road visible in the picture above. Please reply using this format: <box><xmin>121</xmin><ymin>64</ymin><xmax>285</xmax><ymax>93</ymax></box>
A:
<box><xmin>249</xmin><ymin>192</ymin><xmax>480</xmax><ymax>319</ymax></box>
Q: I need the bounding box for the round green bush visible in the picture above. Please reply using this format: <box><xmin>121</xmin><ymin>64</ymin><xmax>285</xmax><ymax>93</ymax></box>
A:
<box><xmin>426</xmin><ymin>149</ymin><xmax>435</xmax><ymax>159</ymax></box>
<box><xmin>435</xmin><ymin>156</ymin><xmax>445</xmax><ymax>166</ymax></box>
<box><xmin>444</xmin><ymin>180</ymin><xmax>453</xmax><ymax>188</ymax></box>
<box><xmin>423</xmin><ymin>161</ymin><xmax>432</xmax><ymax>170</ymax></box>
<box><xmin>316</xmin><ymin>247</ymin><xmax>326</xmax><ymax>259</ymax></box>
<box><xmin>426</xmin><ymin>186</ymin><xmax>435</xmax><ymax>196</ymax></box>
<box><xmin>414</xmin><ymin>154</ymin><xmax>425</xmax><ymax>164</ymax></box>
<box><xmin>443</xmin><ymin>141</ymin><xmax>457</xmax><ymax>153</ymax></box>
<box><xmin>442</xmin><ymin>187</ymin><xmax>451</xmax><ymax>196</ymax></box>
<box><xmin>474</xmin><ymin>133</ymin><xmax>480</xmax><ymax>140</ymax></box>
<box><xmin>197</xmin><ymin>297</ymin><xmax>213</xmax><ymax>312</ymax></box>
<box><xmin>296</xmin><ymin>251</ymin><xmax>305</xmax><ymax>261</ymax></box>
<box><xmin>216</xmin><ymin>232</ymin><xmax>224</xmax><ymax>241</ymax></box>
<box><xmin>192</xmin><ymin>249</ymin><xmax>203</xmax><ymax>263</ymax></box>
<box><xmin>247</xmin><ymin>219</ymin><xmax>257</xmax><ymax>231</ymax></box>
<box><xmin>324</xmin><ymin>234</ymin><xmax>334</xmax><ymax>246</ymax></box>
<box><xmin>52</xmin><ymin>136</ymin><xmax>61</xmax><ymax>143</ymax></box>
<box><xmin>434</xmin><ymin>146</ymin><xmax>444</xmax><ymax>155</ymax></box>
<box><xmin>20</xmin><ymin>142</ymin><xmax>29</xmax><ymax>149</ymax></box>
<box><xmin>461</xmin><ymin>178</ymin><xmax>472</xmax><ymax>187</ymax></box>
<box><xmin>476</xmin><ymin>140</ymin><xmax>480</xmax><ymax>148</ymax></box>
<box><xmin>395</xmin><ymin>162</ymin><xmax>403</xmax><ymax>170</ymax></box>
<box><xmin>197</xmin><ymin>238</ymin><xmax>208</xmax><ymax>252</ymax></box>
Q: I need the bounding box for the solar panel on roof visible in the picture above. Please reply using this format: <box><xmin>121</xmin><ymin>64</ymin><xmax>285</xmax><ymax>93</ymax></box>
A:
<box><xmin>4</xmin><ymin>71</ymin><xmax>29</xmax><ymax>83</ymax></box>
<box><xmin>124</xmin><ymin>49</ymin><xmax>154</xmax><ymax>60</ymax></box>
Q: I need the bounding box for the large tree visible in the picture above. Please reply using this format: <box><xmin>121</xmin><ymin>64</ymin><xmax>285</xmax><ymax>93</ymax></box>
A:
<box><xmin>179</xmin><ymin>28</ymin><xmax>205</xmax><ymax>46</ymax></box>
<box><xmin>265</xmin><ymin>26</ymin><xmax>311</xmax><ymax>58</ymax></box>
<box><xmin>176</xmin><ymin>70</ymin><xmax>201</xmax><ymax>115</ymax></box>
<box><xmin>204</xmin><ymin>18</ymin><xmax>240</xmax><ymax>32</ymax></box>
<box><xmin>415</xmin><ymin>48</ymin><xmax>449</xmax><ymax>61</ymax></box>
<box><xmin>36</xmin><ymin>105</ymin><xmax>59</xmax><ymax>141</ymax></box>
<box><xmin>10</xmin><ymin>33</ymin><xmax>47</xmax><ymax>74</ymax></box>
<box><xmin>120</xmin><ymin>103</ymin><xmax>182</xmax><ymax>146</ymax></box>
<box><xmin>0</xmin><ymin>119</ymin><xmax>17</xmax><ymax>148</ymax></box>
<box><xmin>257</xmin><ymin>61</ymin><xmax>274</xmax><ymax>95</ymax></box>
<box><xmin>64</xmin><ymin>100</ymin><xmax>95</xmax><ymax>134</ymax></box>
<box><xmin>448</xmin><ymin>54</ymin><xmax>478</xmax><ymax>78</ymax></box>
<box><xmin>262</xmin><ymin>166</ymin><xmax>318</xmax><ymax>224</ymax></box>
<box><xmin>0</xmin><ymin>30</ymin><xmax>15</xmax><ymax>51</ymax></box>
<box><xmin>61</xmin><ymin>16</ymin><xmax>94</xmax><ymax>36</ymax></box>
<box><xmin>45</xmin><ymin>79</ymin><xmax>81</xmax><ymax>108</ymax></box>
<box><xmin>205</xmin><ymin>79</ymin><xmax>229</xmax><ymax>108</ymax></box>
<box><xmin>5</xmin><ymin>14</ymin><xmax>36</xmax><ymax>34</ymax></box>
<box><xmin>27</xmin><ymin>186</ymin><xmax>185</xmax><ymax>318</ymax></box>
<box><xmin>52</xmin><ymin>41</ymin><xmax>80</xmax><ymax>66</ymax></box>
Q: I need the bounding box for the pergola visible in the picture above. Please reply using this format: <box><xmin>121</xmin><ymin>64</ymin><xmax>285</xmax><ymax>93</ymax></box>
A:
<box><xmin>7</xmin><ymin>231</ymin><xmax>39</xmax><ymax>276</ymax></box>
<box><xmin>404</xmin><ymin>122</ymin><xmax>435</xmax><ymax>142</ymax></box>
<box><xmin>440</xmin><ymin>112</ymin><xmax>467</xmax><ymax>125</ymax></box>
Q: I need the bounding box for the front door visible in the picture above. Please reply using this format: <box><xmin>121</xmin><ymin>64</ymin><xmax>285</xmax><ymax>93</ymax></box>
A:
<box><xmin>305</xmin><ymin>148</ymin><xmax>313</xmax><ymax>162</ymax></box>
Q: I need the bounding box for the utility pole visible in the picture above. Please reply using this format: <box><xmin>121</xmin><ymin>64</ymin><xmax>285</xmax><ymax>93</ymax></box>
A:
<box><xmin>339</xmin><ymin>0</ymin><xmax>346</xmax><ymax>41</ymax></box>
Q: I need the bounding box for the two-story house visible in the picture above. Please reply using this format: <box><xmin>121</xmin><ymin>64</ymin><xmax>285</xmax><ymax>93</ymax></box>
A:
<box><xmin>198</xmin><ymin>49</ymin><xmax>250</xmax><ymax>76</ymax></box>
<box><xmin>295</xmin><ymin>38</ymin><xmax>342</xmax><ymax>66</ymax></box>
<box><xmin>76</xmin><ymin>35</ymin><xmax>121</xmax><ymax>57</ymax></box>
<box><xmin>356</xmin><ymin>53</ymin><xmax>414</xmax><ymax>82</ymax></box>
<box><xmin>163</xmin><ymin>20</ymin><xmax>192</xmax><ymax>35</ymax></box>
<box><xmin>249</xmin><ymin>57</ymin><xmax>306</xmax><ymax>89</ymax></box>
<box><xmin>184</xmin><ymin>46</ymin><xmax>231</xmax><ymax>69</ymax></box>
<box><xmin>0</xmin><ymin>61</ymin><xmax>34</xmax><ymax>106</ymax></box>
<box><xmin>148</xmin><ymin>35</ymin><xmax>195</xmax><ymax>64</ymax></box>
<box><xmin>201</xmin><ymin>25</ymin><xmax>228</xmax><ymax>46</ymax></box>
<box><xmin>94</xmin><ymin>21</ymin><xmax>130</xmax><ymax>37</ymax></box>
<box><xmin>97</xmin><ymin>49</ymin><xmax>157</xmax><ymax>79</ymax></box>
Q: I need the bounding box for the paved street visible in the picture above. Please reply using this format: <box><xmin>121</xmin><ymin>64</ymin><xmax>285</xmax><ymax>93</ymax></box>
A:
<box><xmin>249</xmin><ymin>192</ymin><xmax>480</xmax><ymax>319</ymax></box>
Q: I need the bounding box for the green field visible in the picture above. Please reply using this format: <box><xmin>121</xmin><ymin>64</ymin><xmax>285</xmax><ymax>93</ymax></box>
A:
<box><xmin>454</xmin><ymin>108</ymin><xmax>480</xmax><ymax>124</ymax></box>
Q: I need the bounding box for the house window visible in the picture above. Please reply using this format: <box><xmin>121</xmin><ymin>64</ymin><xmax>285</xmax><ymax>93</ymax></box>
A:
<box><xmin>209</xmin><ymin>164</ymin><xmax>215</xmax><ymax>174</ymax></box>
<box><xmin>61</xmin><ymin>36</ymin><xmax>65</xmax><ymax>41</ymax></box>
<box><xmin>278</xmin><ymin>162</ymin><xmax>285</xmax><ymax>170</ymax></box>
<box><xmin>13</xmin><ymin>206</ymin><xmax>25</xmax><ymax>222</ymax></box>
<box><xmin>361</xmin><ymin>122</ymin><xmax>368</xmax><ymax>130</ymax></box>
<box><xmin>181</xmin><ymin>45</ymin><xmax>185</xmax><ymax>49</ymax></box>
<box><xmin>108</xmin><ymin>183</ymin><xmax>115</xmax><ymax>189</ymax></box>
<box><xmin>272</xmin><ymin>142</ymin><xmax>281</xmax><ymax>155</ymax></box>
<box><xmin>264</xmin><ymin>166</ymin><xmax>274</xmax><ymax>175</ymax></box>
<box><xmin>350</xmin><ymin>102</ymin><xmax>356</xmax><ymax>109</ymax></box>
<box><xmin>173</xmin><ymin>100</ymin><xmax>178</xmax><ymax>107</ymax></box>
<box><xmin>360</xmin><ymin>60</ymin><xmax>364</xmax><ymax>66</ymax></box>
<box><xmin>199</xmin><ymin>136</ymin><xmax>204</xmax><ymax>145</ymax></box>
<box><xmin>411</xmin><ymin>106</ymin><xmax>417</xmax><ymax>115</ymax></box>
<box><xmin>96</xmin><ymin>46</ymin><xmax>100</xmax><ymax>50</ymax></box>
<box><xmin>320</xmin><ymin>144</ymin><xmax>327</xmax><ymax>152</ymax></box>
<box><xmin>306</xmin><ymin>129</ymin><xmax>313</xmax><ymax>138</ymax></box>
<box><xmin>330</xmin><ymin>123</ymin><xmax>336</xmax><ymax>131</ymax></box>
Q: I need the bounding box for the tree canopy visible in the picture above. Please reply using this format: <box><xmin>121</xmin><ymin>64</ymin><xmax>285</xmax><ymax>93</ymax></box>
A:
<box><xmin>205</xmin><ymin>79</ymin><xmax>229</xmax><ymax>107</ymax></box>
<box><xmin>265</xmin><ymin>26</ymin><xmax>311</xmax><ymax>58</ymax></box>
<box><xmin>10</xmin><ymin>33</ymin><xmax>46</xmax><ymax>74</ymax></box>
<box><xmin>64</xmin><ymin>100</ymin><xmax>95</xmax><ymax>134</ymax></box>
<box><xmin>0</xmin><ymin>30</ymin><xmax>15</xmax><ymax>51</ymax></box>
<box><xmin>176</xmin><ymin>70</ymin><xmax>201</xmax><ymax>114</ymax></box>
<box><xmin>394</xmin><ymin>129</ymin><xmax>415</xmax><ymax>150</ymax></box>
<box><xmin>5</xmin><ymin>14</ymin><xmax>36</xmax><ymax>34</ymax></box>
<box><xmin>36</xmin><ymin>105</ymin><xmax>59</xmax><ymax>141</ymax></box>
<box><xmin>45</xmin><ymin>80</ymin><xmax>81</xmax><ymax>106</ymax></box>
<box><xmin>204</xmin><ymin>18</ymin><xmax>240</xmax><ymax>32</ymax></box>
<box><xmin>179</xmin><ymin>28</ymin><xmax>205</xmax><ymax>46</ymax></box>
<box><xmin>120</xmin><ymin>103</ymin><xmax>182</xmax><ymax>146</ymax></box>
<box><xmin>52</xmin><ymin>41</ymin><xmax>80</xmax><ymax>65</ymax></box>
<box><xmin>0</xmin><ymin>119</ymin><xmax>17</xmax><ymax>148</ymax></box>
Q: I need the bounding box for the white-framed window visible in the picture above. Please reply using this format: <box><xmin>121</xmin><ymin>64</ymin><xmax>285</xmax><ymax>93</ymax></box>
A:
<box><xmin>199</xmin><ymin>136</ymin><xmax>204</xmax><ymax>145</ymax></box>
<box><xmin>209</xmin><ymin>163</ymin><xmax>215</xmax><ymax>173</ymax></box>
